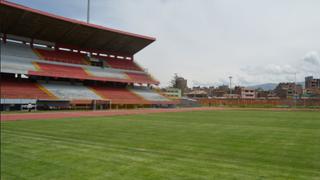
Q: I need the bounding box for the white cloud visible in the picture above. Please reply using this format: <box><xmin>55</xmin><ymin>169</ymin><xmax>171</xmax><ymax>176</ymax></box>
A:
<box><xmin>240</xmin><ymin>51</ymin><xmax>320</xmax><ymax>85</ymax></box>
<box><xmin>303</xmin><ymin>51</ymin><xmax>320</xmax><ymax>66</ymax></box>
<box><xmin>299</xmin><ymin>51</ymin><xmax>320</xmax><ymax>77</ymax></box>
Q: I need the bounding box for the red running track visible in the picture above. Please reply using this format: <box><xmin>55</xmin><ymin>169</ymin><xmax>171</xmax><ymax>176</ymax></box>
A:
<box><xmin>1</xmin><ymin>107</ymin><xmax>318</xmax><ymax>121</ymax></box>
<box><xmin>1</xmin><ymin>107</ymin><xmax>216</xmax><ymax>121</ymax></box>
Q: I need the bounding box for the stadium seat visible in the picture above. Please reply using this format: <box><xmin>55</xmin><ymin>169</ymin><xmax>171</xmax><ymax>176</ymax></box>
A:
<box><xmin>1</xmin><ymin>41</ymin><xmax>39</xmax><ymax>59</ymax></box>
<box><xmin>104</xmin><ymin>58</ymin><xmax>143</xmax><ymax>71</ymax></box>
<box><xmin>28</xmin><ymin>62</ymin><xmax>157</xmax><ymax>84</ymax></box>
<box><xmin>35</xmin><ymin>48</ymin><xmax>89</xmax><ymax>65</ymax></box>
<box><xmin>1</xmin><ymin>42</ymin><xmax>159</xmax><ymax>85</ymax></box>
<box><xmin>130</xmin><ymin>86</ymin><xmax>170</xmax><ymax>103</ymax></box>
<box><xmin>126</xmin><ymin>72</ymin><xmax>159</xmax><ymax>84</ymax></box>
<box><xmin>29</xmin><ymin>62</ymin><xmax>90</xmax><ymax>80</ymax></box>
<box><xmin>0</xmin><ymin>79</ymin><xmax>55</xmax><ymax>100</ymax></box>
<box><xmin>84</xmin><ymin>66</ymin><xmax>128</xmax><ymax>80</ymax></box>
<box><xmin>29</xmin><ymin>62</ymin><xmax>128</xmax><ymax>83</ymax></box>
<box><xmin>91</xmin><ymin>86</ymin><xmax>147</xmax><ymax>104</ymax></box>
<box><xmin>1</xmin><ymin>56</ymin><xmax>37</xmax><ymax>75</ymax></box>
<box><xmin>40</xmin><ymin>82</ymin><xmax>103</xmax><ymax>100</ymax></box>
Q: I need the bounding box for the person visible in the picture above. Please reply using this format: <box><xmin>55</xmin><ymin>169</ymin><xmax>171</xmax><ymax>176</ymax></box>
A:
<box><xmin>27</xmin><ymin>103</ymin><xmax>33</xmax><ymax>112</ymax></box>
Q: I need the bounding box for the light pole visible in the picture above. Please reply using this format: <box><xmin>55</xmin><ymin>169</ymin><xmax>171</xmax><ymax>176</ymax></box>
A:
<box><xmin>87</xmin><ymin>0</ymin><xmax>90</xmax><ymax>23</ymax></box>
<box><xmin>229</xmin><ymin>76</ymin><xmax>232</xmax><ymax>97</ymax></box>
<box><xmin>294</xmin><ymin>72</ymin><xmax>297</xmax><ymax>107</ymax></box>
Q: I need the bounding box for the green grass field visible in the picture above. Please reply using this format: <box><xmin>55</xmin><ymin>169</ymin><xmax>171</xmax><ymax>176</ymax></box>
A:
<box><xmin>1</xmin><ymin>110</ymin><xmax>320</xmax><ymax>179</ymax></box>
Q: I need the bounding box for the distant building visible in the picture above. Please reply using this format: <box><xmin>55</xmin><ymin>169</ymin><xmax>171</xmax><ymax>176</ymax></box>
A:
<box><xmin>223</xmin><ymin>94</ymin><xmax>240</xmax><ymax>99</ymax></box>
<box><xmin>162</xmin><ymin>88</ymin><xmax>182</xmax><ymax>99</ymax></box>
<box><xmin>274</xmin><ymin>83</ymin><xmax>303</xmax><ymax>99</ymax></box>
<box><xmin>235</xmin><ymin>86</ymin><xmax>256</xmax><ymax>99</ymax></box>
<box><xmin>256</xmin><ymin>90</ymin><xmax>269</xmax><ymax>99</ymax></box>
<box><xmin>303</xmin><ymin>76</ymin><xmax>320</xmax><ymax>98</ymax></box>
<box><xmin>212</xmin><ymin>85</ymin><xmax>229</xmax><ymax>97</ymax></box>
<box><xmin>303</xmin><ymin>88</ymin><xmax>319</xmax><ymax>97</ymax></box>
<box><xmin>256</xmin><ymin>90</ymin><xmax>278</xmax><ymax>99</ymax></box>
<box><xmin>305</xmin><ymin>76</ymin><xmax>320</xmax><ymax>89</ymax></box>
<box><xmin>185</xmin><ymin>90</ymin><xmax>208</xmax><ymax>98</ymax></box>
<box><xmin>171</xmin><ymin>75</ymin><xmax>187</xmax><ymax>96</ymax></box>
<box><xmin>206</xmin><ymin>86</ymin><xmax>216</xmax><ymax>97</ymax></box>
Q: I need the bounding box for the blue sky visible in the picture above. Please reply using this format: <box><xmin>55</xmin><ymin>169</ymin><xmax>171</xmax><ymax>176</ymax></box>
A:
<box><xmin>9</xmin><ymin>0</ymin><xmax>320</xmax><ymax>87</ymax></box>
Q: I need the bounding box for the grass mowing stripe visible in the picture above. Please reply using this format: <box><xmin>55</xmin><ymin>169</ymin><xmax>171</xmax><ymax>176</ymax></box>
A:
<box><xmin>3</xmin><ymin>125</ymin><xmax>319</xmax><ymax>162</ymax></box>
<box><xmin>3</xmin><ymin>129</ymin><xmax>318</xmax><ymax>178</ymax></box>
<box><xmin>3</xmin><ymin>134</ymin><xmax>320</xmax><ymax>178</ymax></box>
<box><xmin>4</xmin><ymin>128</ymin><xmax>318</xmax><ymax>166</ymax></box>
<box><xmin>2</xmin><ymin>119</ymin><xmax>320</xmax><ymax>167</ymax></box>
<box><xmin>1</xmin><ymin>136</ymin><xmax>288</xmax><ymax>179</ymax></box>
<box><xmin>3</xmin><ymin>132</ymin><xmax>253</xmax><ymax>179</ymax></box>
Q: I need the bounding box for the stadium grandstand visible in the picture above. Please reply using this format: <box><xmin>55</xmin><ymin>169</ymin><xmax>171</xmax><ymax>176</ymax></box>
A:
<box><xmin>0</xmin><ymin>0</ymin><xmax>175</xmax><ymax>111</ymax></box>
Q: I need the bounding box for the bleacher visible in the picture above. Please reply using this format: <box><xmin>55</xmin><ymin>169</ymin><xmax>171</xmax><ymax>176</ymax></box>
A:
<box><xmin>104</xmin><ymin>58</ymin><xmax>143</xmax><ymax>71</ymax></box>
<box><xmin>131</xmin><ymin>87</ymin><xmax>171</xmax><ymax>103</ymax></box>
<box><xmin>126</xmin><ymin>72</ymin><xmax>158</xmax><ymax>84</ymax></box>
<box><xmin>1</xmin><ymin>41</ymin><xmax>39</xmax><ymax>59</ymax></box>
<box><xmin>29</xmin><ymin>62</ymin><xmax>90</xmax><ymax>80</ymax></box>
<box><xmin>1</xmin><ymin>79</ymin><xmax>55</xmax><ymax>100</ymax></box>
<box><xmin>35</xmin><ymin>48</ymin><xmax>89</xmax><ymax>65</ymax></box>
<box><xmin>1</xmin><ymin>77</ymin><xmax>173</xmax><ymax>105</ymax></box>
<box><xmin>0</xmin><ymin>77</ymin><xmax>170</xmax><ymax>104</ymax></box>
<box><xmin>1</xmin><ymin>41</ymin><xmax>159</xmax><ymax>84</ymax></box>
<box><xmin>91</xmin><ymin>86</ymin><xmax>146</xmax><ymax>104</ymax></box>
<box><xmin>1</xmin><ymin>40</ymin><xmax>168</xmax><ymax>107</ymax></box>
<box><xmin>1</xmin><ymin>56</ymin><xmax>36</xmax><ymax>75</ymax></box>
<box><xmin>84</xmin><ymin>66</ymin><xmax>128</xmax><ymax>80</ymax></box>
<box><xmin>1</xmin><ymin>41</ymin><xmax>138</xmax><ymax>71</ymax></box>
<box><xmin>29</xmin><ymin>62</ymin><xmax>135</xmax><ymax>83</ymax></box>
<box><xmin>39</xmin><ymin>82</ymin><xmax>102</xmax><ymax>100</ymax></box>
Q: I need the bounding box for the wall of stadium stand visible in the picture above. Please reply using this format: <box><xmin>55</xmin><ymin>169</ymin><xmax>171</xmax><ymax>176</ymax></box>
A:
<box><xmin>198</xmin><ymin>99</ymin><xmax>320</xmax><ymax>108</ymax></box>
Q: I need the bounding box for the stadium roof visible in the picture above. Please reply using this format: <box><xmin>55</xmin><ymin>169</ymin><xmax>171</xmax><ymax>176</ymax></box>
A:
<box><xmin>0</xmin><ymin>0</ymin><xmax>156</xmax><ymax>56</ymax></box>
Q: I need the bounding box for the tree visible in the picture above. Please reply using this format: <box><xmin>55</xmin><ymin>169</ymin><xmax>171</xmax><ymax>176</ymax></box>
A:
<box><xmin>169</xmin><ymin>73</ymin><xmax>179</xmax><ymax>88</ymax></box>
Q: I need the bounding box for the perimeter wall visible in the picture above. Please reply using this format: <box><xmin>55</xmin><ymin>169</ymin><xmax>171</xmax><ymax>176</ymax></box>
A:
<box><xmin>198</xmin><ymin>98</ymin><xmax>320</xmax><ymax>108</ymax></box>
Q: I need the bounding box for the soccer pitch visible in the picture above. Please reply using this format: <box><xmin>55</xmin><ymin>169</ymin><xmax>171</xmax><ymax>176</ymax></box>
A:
<box><xmin>1</xmin><ymin>110</ymin><xmax>320</xmax><ymax>179</ymax></box>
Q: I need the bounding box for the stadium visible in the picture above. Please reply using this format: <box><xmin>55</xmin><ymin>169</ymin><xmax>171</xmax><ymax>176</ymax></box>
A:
<box><xmin>1</xmin><ymin>1</ymin><xmax>320</xmax><ymax>179</ymax></box>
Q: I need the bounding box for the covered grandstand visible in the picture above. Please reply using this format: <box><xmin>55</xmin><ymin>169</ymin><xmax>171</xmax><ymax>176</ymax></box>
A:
<box><xmin>0</xmin><ymin>0</ymin><xmax>175</xmax><ymax>111</ymax></box>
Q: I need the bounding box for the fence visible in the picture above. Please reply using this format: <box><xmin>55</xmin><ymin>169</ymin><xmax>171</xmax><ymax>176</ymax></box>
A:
<box><xmin>198</xmin><ymin>98</ymin><xmax>320</xmax><ymax>108</ymax></box>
